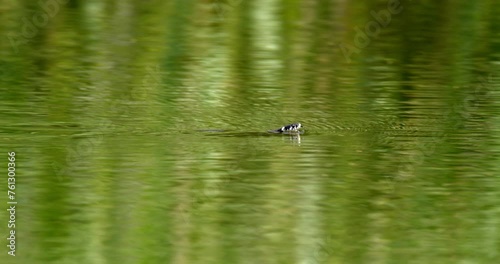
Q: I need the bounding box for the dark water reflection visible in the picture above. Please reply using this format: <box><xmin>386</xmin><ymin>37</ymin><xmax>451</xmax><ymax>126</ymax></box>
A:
<box><xmin>1</xmin><ymin>0</ymin><xmax>500</xmax><ymax>263</ymax></box>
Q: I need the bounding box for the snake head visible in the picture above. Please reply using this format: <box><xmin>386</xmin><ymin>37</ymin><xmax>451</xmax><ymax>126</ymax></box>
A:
<box><xmin>268</xmin><ymin>123</ymin><xmax>302</xmax><ymax>133</ymax></box>
<box><xmin>280</xmin><ymin>123</ymin><xmax>301</xmax><ymax>132</ymax></box>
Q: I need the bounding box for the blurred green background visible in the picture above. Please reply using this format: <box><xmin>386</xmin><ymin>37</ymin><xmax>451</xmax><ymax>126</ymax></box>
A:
<box><xmin>1</xmin><ymin>0</ymin><xmax>500</xmax><ymax>263</ymax></box>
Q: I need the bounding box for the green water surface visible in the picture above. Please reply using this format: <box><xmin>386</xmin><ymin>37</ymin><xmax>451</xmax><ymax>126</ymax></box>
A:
<box><xmin>1</xmin><ymin>1</ymin><xmax>500</xmax><ymax>263</ymax></box>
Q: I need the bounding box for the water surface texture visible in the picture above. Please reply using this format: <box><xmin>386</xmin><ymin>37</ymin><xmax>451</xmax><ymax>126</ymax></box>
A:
<box><xmin>1</xmin><ymin>1</ymin><xmax>500</xmax><ymax>263</ymax></box>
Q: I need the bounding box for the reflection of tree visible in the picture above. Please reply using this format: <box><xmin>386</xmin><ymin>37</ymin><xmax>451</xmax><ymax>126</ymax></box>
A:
<box><xmin>213</xmin><ymin>0</ymin><xmax>243</xmax><ymax>20</ymax></box>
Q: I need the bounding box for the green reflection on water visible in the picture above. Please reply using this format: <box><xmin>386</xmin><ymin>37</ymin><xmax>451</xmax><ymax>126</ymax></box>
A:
<box><xmin>1</xmin><ymin>0</ymin><xmax>500</xmax><ymax>263</ymax></box>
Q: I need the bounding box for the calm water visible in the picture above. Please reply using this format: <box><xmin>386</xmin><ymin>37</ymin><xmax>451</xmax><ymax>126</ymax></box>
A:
<box><xmin>1</xmin><ymin>1</ymin><xmax>500</xmax><ymax>263</ymax></box>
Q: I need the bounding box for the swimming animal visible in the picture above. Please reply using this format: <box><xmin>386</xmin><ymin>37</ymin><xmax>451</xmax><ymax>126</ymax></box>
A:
<box><xmin>268</xmin><ymin>123</ymin><xmax>303</xmax><ymax>134</ymax></box>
